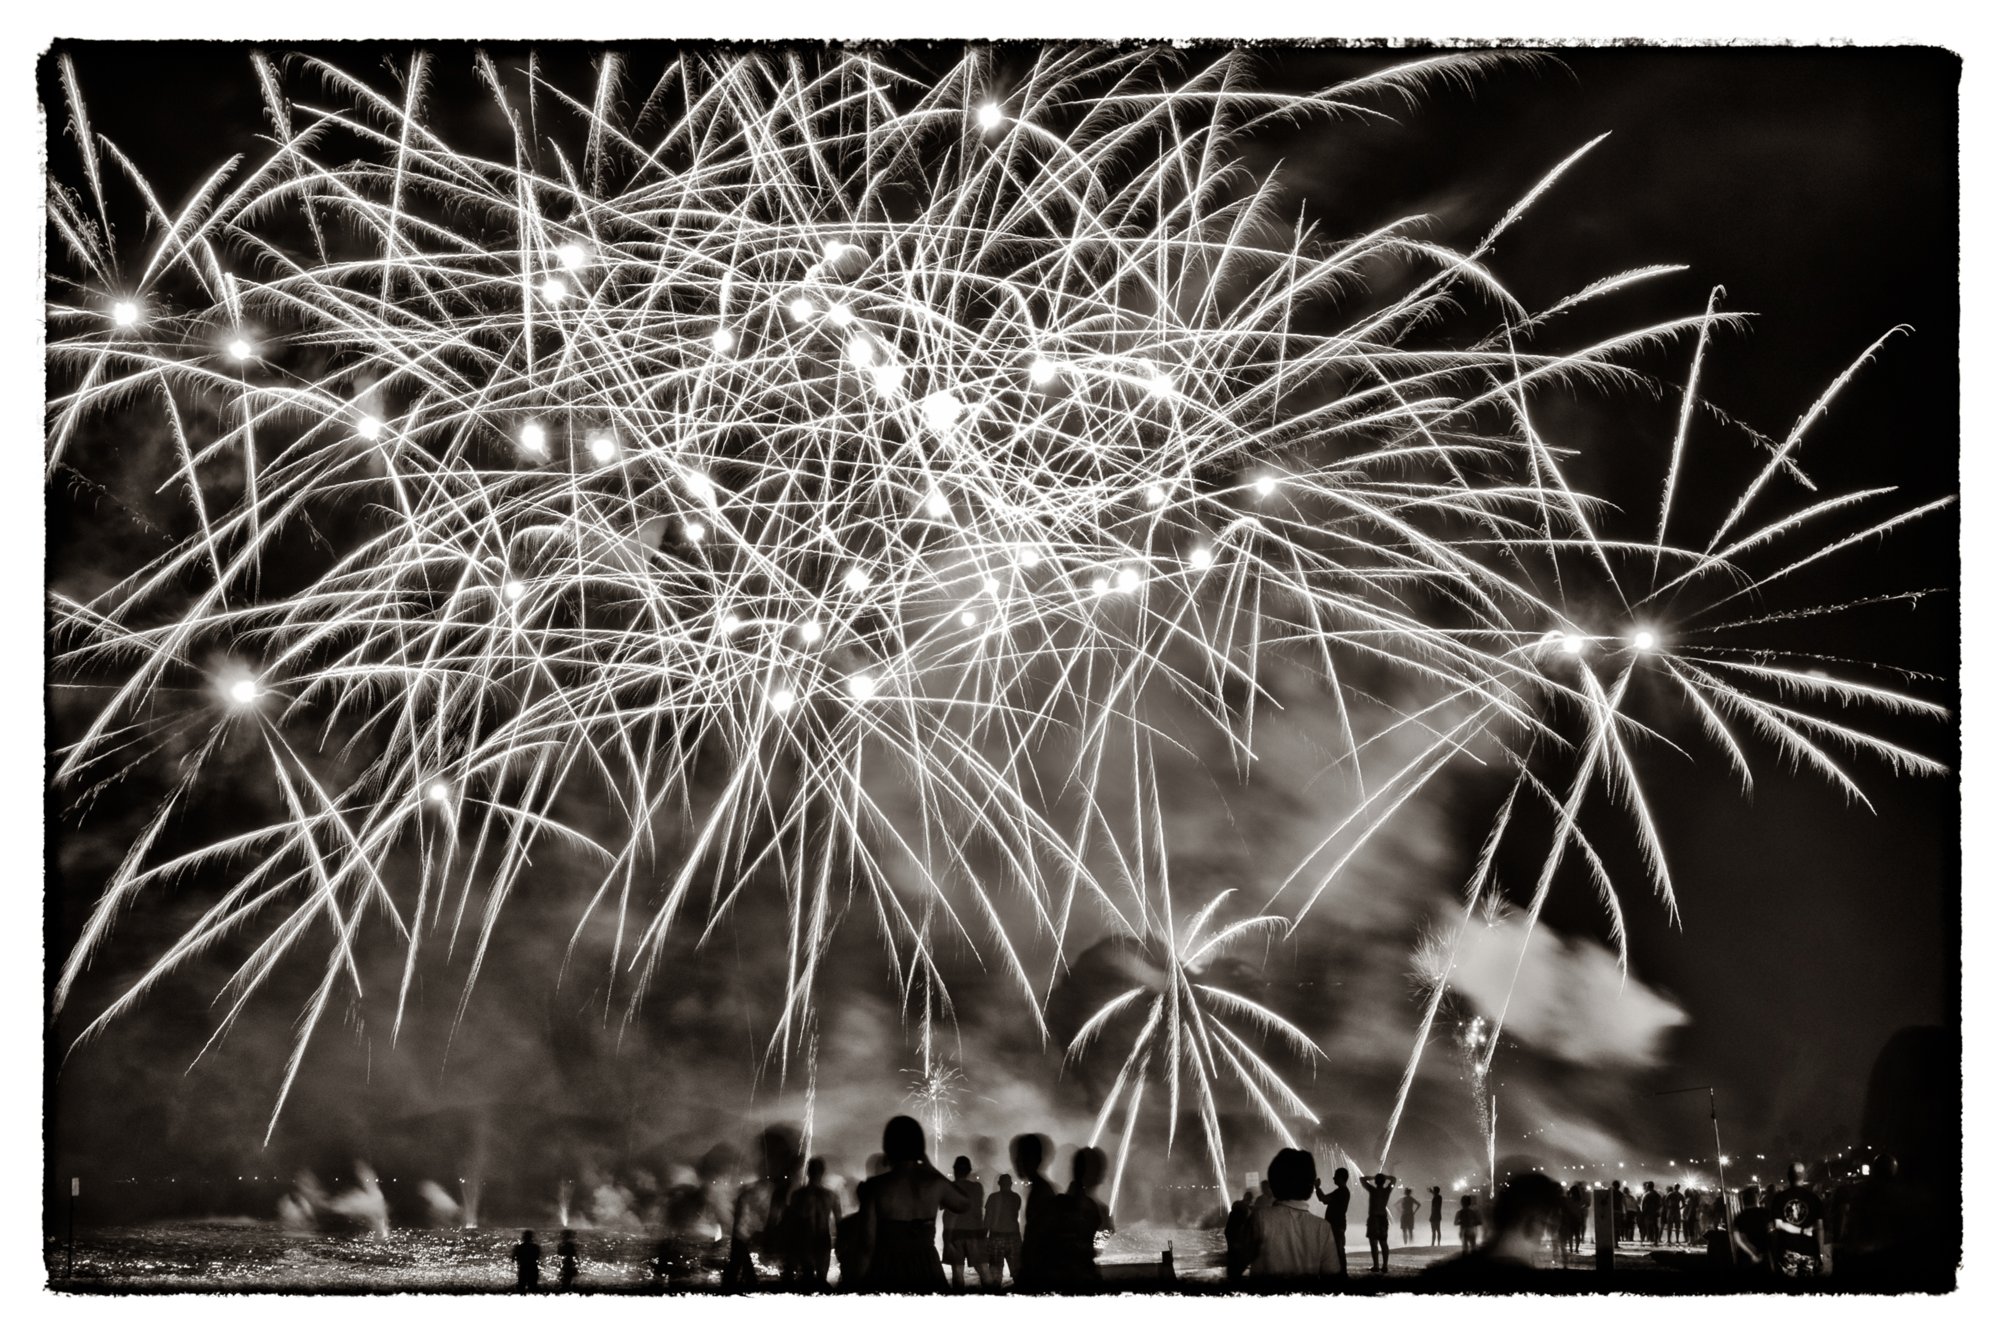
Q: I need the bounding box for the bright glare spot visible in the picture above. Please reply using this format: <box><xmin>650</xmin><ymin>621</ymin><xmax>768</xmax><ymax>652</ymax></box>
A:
<box><xmin>843</xmin><ymin>566</ymin><xmax>872</xmax><ymax>593</ymax></box>
<box><xmin>684</xmin><ymin>470</ymin><xmax>716</xmax><ymax>505</ymax></box>
<box><xmin>1145</xmin><ymin>484</ymin><xmax>1167</xmax><ymax>507</ymax></box>
<box><xmin>1013</xmin><ymin>545</ymin><xmax>1041</xmax><ymax>569</ymax></box>
<box><xmin>1147</xmin><ymin>372</ymin><xmax>1175</xmax><ymax>399</ymax></box>
<box><xmin>1028</xmin><ymin>358</ymin><xmax>1058</xmax><ymax>385</ymax></box>
<box><xmin>427</xmin><ymin>782</ymin><xmax>450</xmax><ymax>805</ymax></box>
<box><xmin>356</xmin><ymin>415</ymin><xmax>385</xmax><ymax>441</ymax></box>
<box><xmin>587</xmin><ymin>433</ymin><xmax>616</xmax><ymax>463</ymax></box>
<box><xmin>846</xmin><ymin>673</ymin><xmax>879</xmax><ymax>701</ymax></box>
<box><xmin>922</xmin><ymin>390</ymin><xmax>965</xmax><ymax>433</ymax></box>
<box><xmin>983</xmin><ymin>577</ymin><xmax>1000</xmax><ymax>594</ymax></box>
<box><xmin>556</xmin><ymin>243</ymin><xmax>587</xmax><ymax>271</ymax></box>
<box><xmin>684</xmin><ymin>521</ymin><xmax>706</xmax><ymax>544</ymax></box>
<box><xmin>1188</xmin><ymin>545</ymin><xmax>1215</xmax><ymax>570</ymax></box>
<box><xmin>870</xmin><ymin>363</ymin><xmax>906</xmax><ymax>397</ymax></box>
<box><xmin>1253</xmin><ymin>476</ymin><xmax>1278</xmax><ymax>498</ymax></box>
<box><xmin>503</xmin><ymin>580</ymin><xmax>526</xmax><ymax>602</ymax></box>
<box><xmin>541</xmin><ymin>277</ymin><xmax>569</xmax><ymax>304</ymax></box>
<box><xmin>1560</xmin><ymin>634</ymin><xmax>1585</xmax><ymax>655</ymax></box>
<box><xmin>111</xmin><ymin>300</ymin><xmax>139</xmax><ymax>328</ymax></box>
<box><xmin>925</xmin><ymin>489</ymin><xmax>950</xmax><ymax>518</ymax></box>
<box><xmin>976</xmin><ymin>102</ymin><xmax>1003</xmax><ymax>130</ymax></box>
<box><xmin>226</xmin><ymin>678</ymin><xmax>260</xmax><ymax>705</ymax></box>
<box><xmin>1089</xmin><ymin>576</ymin><xmax>1109</xmax><ymax>596</ymax></box>
<box><xmin>797</xmin><ymin>619</ymin><xmax>824</xmax><ymax>645</ymax></box>
<box><xmin>1114</xmin><ymin>567</ymin><xmax>1142</xmax><ymax>593</ymax></box>
<box><xmin>227</xmin><ymin>338</ymin><xmax>254</xmax><ymax>362</ymax></box>
<box><xmin>1632</xmin><ymin>629</ymin><xmax>1658</xmax><ymax>651</ymax></box>
<box><xmin>720</xmin><ymin>612</ymin><xmax>744</xmax><ymax>635</ymax></box>
<box><xmin>959</xmin><ymin>610</ymin><xmax>978</xmax><ymax>628</ymax></box>
<box><xmin>711</xmin><ymin>328</ymin><xmax>736</xmax><ymax>353</ymax></box>
<box><xmin>846</xmin><ymin>336</ymin><xmax>876</xmax><ymax>368</ymax></box>
<box><xmin>828</xmin><ymin>303</ymin><xmax>855</xmax><ymax>327</ymax></box>
<box><xmin>520</xmin><ymin>423</ymin><xmax>549</xmax><ymax>455</ymax></box>
<box><xmin>788</xmin><ymin>297</ymin><xmax>815</xmax><ymax>323</ymax></box>
<box><xmin>822</xmin><ymin>240</ymin><xmax>844</xmax><ymax>261</ymax></box>
<box><xmin>768</xmin><ymin>687</ymin><xmax>796</xmax><ymax>714</ymax></box>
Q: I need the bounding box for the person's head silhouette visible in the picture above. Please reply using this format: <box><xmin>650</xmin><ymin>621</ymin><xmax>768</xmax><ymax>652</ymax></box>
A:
<box><xmin>997</xmin><ymin>1173</ymin><xmax>1013</xmax><ymax>1192</ymax></box>
<box><xmin>883</xmin><ymin>1115</ymin><xmax>926</xmax><ymax>1166</ymax></box>
<box><xmin>521</xmin><ymin>1230</ymin><xmax>535</xmax><ymax>1242</ymax></box>
<box><xmin>1333</xmin><ymin>1167</ymin><xmax>1349</xmax><ymax>1185</ymax></box>
<box><xmin>1009</xmin><ymin>1133</ymin><xmax>1050</xmax><ymax>1179</ymax></box>
<box><xmin>953</xmin><ymin>1155</ymin><xmax>972</xmax><ymax>1179</ymax></box>
<box><xmin>1070</xmin><ymin>1145</ymin><xmax>1107</xmax><ymax>1193</ymax></box>
<box><xmin>806</xmin><ymin>1156</ymin><xmax>826</xmax><ymax>1183</ymax></box>
<box><xmin>1431</xmin><ymin>1186</ymin><xmax>1441</xmax><ymax>1196</ymax></box>
<box><xmin>1266</xmin><ymin>1148</ymin><xmax>1315</xmax><ymax>1202</ymax></box>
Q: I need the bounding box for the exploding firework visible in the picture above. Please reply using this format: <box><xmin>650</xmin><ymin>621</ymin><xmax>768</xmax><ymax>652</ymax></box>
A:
<box><xmin>46</xmin><ymin>46</ymin><xmax>1948</xmax><ymax>1190</ymax></box>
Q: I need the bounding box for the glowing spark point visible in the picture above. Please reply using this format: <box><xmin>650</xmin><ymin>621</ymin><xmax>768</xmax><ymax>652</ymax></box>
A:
<box><xmin>976</xmin><ymin>102</ymin><xmax>1003</xmax><ymax>131</ymax></box>
<box><xmin>821</xmin><ymin>240</ymin><xmax>843</xmax><ymax>261</ymax></box>
<box><xmin>1028</xmin><ymin>358</ymin><xmax>1058</xmax><ymax>385</ymax></box>
<box><xmin>846</xmin><ymin>336</ymin><xmax>876</xmax><ymax>368</ymax></box>
<box><xmin>356</xmin><ymin>415</ymin><xmax>384</xmax><ymax>441</ymax></box>
<box><xmin>982</xmin><ymin>577</ymin><xmax>1000</xmax><ymax>594</ymax></box>
<box><xmin>788</xmin><ymin>297</ymin><xmax>815</xmax><ymax>322</ymax></box>
<box><xmin>711</xmin><ymin>328</ymin><xmax>735</xmax><ymax>353</ymax></box>
<box><xmin>846</xmin><ymin>673</ymin><xmax>879</xmax><ymax>701</ymax></box>
<box><xmin>541</xmin><ymin>277</ymin><xmax>569</xmax><ymax>304</ymax></box>
<box><xmin>556</xmin><ymin>243</ymin><xmax>587</xmax><ymax>270</ymax></box>
<box><xmin>587</xmin><ymin>433</ymin><xmax>616</xmax><ymax>462</ymax></box>
<box><xmin>227</xmin><ymin>339</ymin><xmax>254</xmax><ymax>362</ymax></box>
<box><xmin>520</xmin><ymin>423</ymin><xmax>549</xmax><ymax>455</ymax></box>
<box><xmin>1147</xmin><ymin>372</ymin><xmax>1176</xmax><ymax>398</ymax></box>
<box><xmin>1632</xmin><ymin>629</ymin><xmax>1658</xmax><ymax>651</ymax></box>
<box><xmin>768</xmin><ymin>687</ymin><xmax>796</xmax><ymax>714</ymax></box>
<box><xmin>684</xmin><ymin>470</ymin><xmax>716</xmax><ymax>505</ymax></box>
<box><xmin>226</xmin><ymin>678</ymin><xmax>260</xmax><ymax>705</ymax></box>
<box><xmin>683</xmin><ymin>521</ymin><xmax>706</xmax><ymax>543</ymax></box>
<box><xmin>110</xmin><ymin>300</ymin><xmax>138</xmax><ymax>327</ymax></box>
<box><xmin>1560</xmin><ymin>634</ymin><xmax>1585</xmax><ymax>655</ymax></box>
<box><xmin>1114</xmin><ymin>567</ymin><xmax>1142</xmax><ymax>593</ymax></box>
<box><xmin>1189</xmin><ymin>545</ymin><xmax>1215</xmax><ymax>570</ymax></box>
<box><xmin>1253</xmin><ymin>476</ymin><xmax>1278</xmax><ymax>498</ymax></box>
<box><xmin>720</xmin><ymin>612</ymin><xmax>745</xmax><ymax>635</ymax></box>
<box><xmin>1089</xmin><ymin>576</ymin><xmax>1110</xmax><ymax>596</ymax></box>
<box><xmin>843</xmin><ymin>566</ymin><xmax>872</xmax><ymax>593</ymax></box>
<box><xmin>828</xmin><ymin>303</ymin><xmax>855</xmax><ymax>327</ymax></box>
<box><xmin>870</xmin><ymin>362</ymin><xmax>906</xmax><ymax>397</ymax></box>
<box><xmin>426</xmin><ymin>782</ymin><xmax>450</xmax><ymax>805</ymax></box>
<box><xmin>959</xmin><ymin>610</ymin><xmax>977</xmax><ymax>628</ymax></box>
<box><xmin>1013</xmin><ymin>545</ymin><xmax>1041</xmax><ymax>569</ymax></box>
<box><xmin>797</xmin><ymin>620</ymin><xmax>823</xmax><ymax>645</ymax></box>
<box><xmin>1145</xmin><ymin>484</ymin><xmax>1167</xmax><ymax>507</ymax></box>
<box><xmin>921</xmin><ymin>390</ymin><xmax>964</xmax><ymax>432</ymax></box>
<box><xmin>925</xmin><ymin>489</ymin><xmax>950</xmax><ymax>518</ymax></box>
<box><xmin>502</xmin><ymin>580</ymin><xmax>526</xmax><ymax>603</ymax></box>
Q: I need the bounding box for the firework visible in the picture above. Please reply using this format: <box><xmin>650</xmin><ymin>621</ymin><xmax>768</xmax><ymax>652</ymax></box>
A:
<box><xmin>46</xmin><ymin>46</ymin><xmax>1947</xmax><ymax>1189</ymax></box>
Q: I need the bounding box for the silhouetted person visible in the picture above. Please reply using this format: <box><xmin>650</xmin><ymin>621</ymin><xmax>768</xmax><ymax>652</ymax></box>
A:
<box><xmin>1248</xmin><ymin>1148</ymin><xmax>1340</xmax><ymax>1279</ymax></box>
<box><xmin>1397</xmin><ymin>1186</ymin><xmax>1420</xmax><ymax>1243</ymax></box>
<box><xmin>1040</xmin><ymin>1145</ymin><xmax>1113</xmax><ymax>1289</ymax></box>
<box><xmin>1663</xmin><ymin>1184</ymin><xmax>1683</xmax><ymax>1245</ymax></box>
<box><xmin>1359</xmin><ymin>1172</ymin><xmax>1397</xmax><ymax>1272</ymax></box>
<box><xmin>1423</xmin><ymin>1174</ymin><xmax>1562</xmax><ymax>1287</ymax></box>
<box><xmin>557</xmin><ymin>1229</ymin><xmax>579</xmax><ymax>1291</ymax></box>
<box><xmin>1563</xmin><ymin>1183</ymin><xmax>1589</xmax><ymax>1256</ymax></box>
<box><xmin>1313</xmin><ymin>1167</ymin><xmax>1350</xmax><ymax>1276</ymax></box>
<box><xmin>857</xmin><ymin>1115</ymin><xmax>971</xmax><ymax>1291</ymax></box>
<box><xmin>943</xmin><ymin>1155</ymin><xmax>988</xmax><ymax>1290</ymax></box>
<box><xmin>1009</xmin><ymin>1133</ymin><xmax>1057</xmax><ymax>1290</ymax></box>
<box><xmin>511</xmin><ymin>1229</ymin><xmax>542</xmax><ymax>1293</ymax></box>
<box><xmin>834</xmin><ymin>1170</ymin><xmax>875</xmax><ymax>1291</ymax></box>
<box><xmin>648</xmin><ymin>1235</ymin><xmax>675</xmax><ymax>1284</ymax></box>
<box><xmin>785</xmin><ymin>1157</ymin><xmax>841</xmax><ymax>1291</ymax></box>
<box><xmin>1641</xmin><ymin>1181</ymin><xmax>1661</xmax><ymax>1244</ymax></box>
<box><xmin>984</xmin><ymin>1172</ymin><xmax>1023</xmax><ymax>1287</ymax></box>
<box><xmin>1454</xmin><ymin>1194</ymin><xmax>1482</xmax><ymax>1251</ymax></box>
<box><xmin>1224</xmin><ymin>1189</ymin><xmax>1256</xmax><ymax>1282</ymax></box>
<box><xmin>1615</xmin><ymin>1180</ymin><xmax>1636</xmax><ymax>1242</ymax></box>
<box><xmin>1429</xmin><ymin>1186</ymin><xmax>1444</xmax><ymax>1245</ymax></box>
<box><xmin>1729</xmin><ymin>1185</ymin><xmax>1772</xmax><ymax>1271</ymax></box>
<box><xmin>1768</xmin><ymin>1162</ymin><xmax>1826</xmax><ymax>1278</ymax></box>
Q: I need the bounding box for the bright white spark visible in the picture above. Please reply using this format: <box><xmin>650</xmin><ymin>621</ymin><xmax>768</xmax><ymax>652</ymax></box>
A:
<box><xmin>556</xmin><ymin>242</ymin><xmax>587</xmax><ymax>270</ymax></box>
<box><xmin>976</xmin><ymin>102</ymin><xmax>1003</xmax><ymax>130</ymax></box>
<box><xmin>227</xmin><ymin>339</ymin><xmax>254</xmax><ymax>362</ymax></box>
<box><xmin>110</xmin><ymin>300</ymin><xmax>139</xmax><ymax>327</ymax></box>
<box><xmin>921</xmin><ymin>390</ymin><xmax>964</xmax><ymax>433</ymax></box>
<box><xmin>846</xmin><ymin>673</ymin><xmax>879</xmax><ymax>700</ymax></box>
<box><xmin>226</xmin><ymin>678</ymin><xmax>260</xmax><ymax>705</ymax></box>
<box><xmin>587</xmin><ymin>433</ymin><xmax>617</xmax><ymax>462</ymax></box>
<box><xmin>788</xmin><ymin>296</ymin><xmax>814</xmax><ymax>322</ymax></box>
<box><xmin>520</xmin><ymin>423</ymin><xmax>549</xmax><ymax>455</ymax></box>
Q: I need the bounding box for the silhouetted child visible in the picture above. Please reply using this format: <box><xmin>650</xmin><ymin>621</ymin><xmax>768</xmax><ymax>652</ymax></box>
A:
<box><xmin>557</xmin><ymin>1229</ymin><xmax>579</xmax><ymax>1291</ymax></box>
<box><xmin>512</xmin><ymin>1229</ymin><xmax>542</xmax><ymax>1292</ymax></box>
<box><xmin>1455</xmin><ymin>1195</ymin><xmax>1482</xmax><ymax>1252</ymax></box>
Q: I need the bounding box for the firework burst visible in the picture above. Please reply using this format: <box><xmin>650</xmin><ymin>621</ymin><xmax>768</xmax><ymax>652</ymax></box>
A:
<box><xmin>46</xmin><ymin>46</ymin><xmax>1948</xmax><ymax>1186</ymax></box>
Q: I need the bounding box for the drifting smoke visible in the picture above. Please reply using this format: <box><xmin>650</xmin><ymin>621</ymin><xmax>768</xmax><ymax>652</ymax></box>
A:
<box><xmin>278</xmin><ymin>1164</ymin><xmax>390</xmax><ymax>1238</ymax></box>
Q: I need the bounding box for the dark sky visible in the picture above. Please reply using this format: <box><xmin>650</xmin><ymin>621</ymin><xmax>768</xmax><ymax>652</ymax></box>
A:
<box><xmin>43</xmin><ymin>43</ymin><xmax>1958</xmax><ymax>1215</ymax></box>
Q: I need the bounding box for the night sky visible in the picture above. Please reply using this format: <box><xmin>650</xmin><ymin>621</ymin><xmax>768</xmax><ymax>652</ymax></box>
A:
<box><xmin>42</xmin><ymin>43</ymin><xmax>1958</xmax><ymax>1219</ymax></box>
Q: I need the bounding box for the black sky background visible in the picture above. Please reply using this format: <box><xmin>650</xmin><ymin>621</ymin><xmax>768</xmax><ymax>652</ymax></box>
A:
<box><xmin>43</xmin><ymin>43</ymin><xmax>1958</xmax><ymax>1218</ymax></box>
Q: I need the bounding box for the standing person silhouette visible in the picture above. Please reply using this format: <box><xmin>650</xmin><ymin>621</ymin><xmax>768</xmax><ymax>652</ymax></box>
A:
<box><xmin>983</xmin><ymin>1173</ymin><xmax>1023</xmax><ymax>1288</ymax></box>
<box><xmin>1314</xmin><ymin>1167</ymin><xmax>1351</xmax><ymax>1277</ymax></box>
<box><xmin>1359</xmin><ymin>1173</ymin><xmax>1397</xmax><ymax>1272</ymax></box>
<box><xmin>784</xmin><ymin>1157</ymin><xmax>842</xmax><ymax>1291</ymax></box>
<box><xmin>556</xmin><ymin>1229</ymin><xmax>579</xmax><ymax>1291</ymax></box>
<box><xmin>1429</xmin><ymin>1187</ymin><xmax>1445</xmax><ymax>1246</ymax></box>
<box><xmin>511</xmin><ymin>1229</ymin><xmax>542</xmax><ymax>1293</ymax></box>
<box><xmin>942</xmin><ymin>1156</ymin><xmax>988</xmax><ymax>1291</ymax></box>
<box><xmin>1454</xmin><ymin>1194</ymin><xmax>1483</xmax><ymax>1252</ymax></box>
<box><xmin>855</xmin><ymin>1116</ymin><xmax>971</xmax><ymax>1291</ymax></box>
<box><xmin>1009</xmin><ymin>1133</ymin><xmax>1057</xmax><ymax>1290</ymax></box>
<box><xmin>1224</xmin><ymin>1189</ymin><xmax>1256</xmax><ymax>1282</ymax></box>
<box><xmin>1040</xmin><ymin>1146</ymin><xmax>1114</xmax><ymax>1289</ymax></box>
<box><xmin>1397</xmin><ymin>1187</ymin><xmax>1420</xmax><ymax>1244</ymax></box>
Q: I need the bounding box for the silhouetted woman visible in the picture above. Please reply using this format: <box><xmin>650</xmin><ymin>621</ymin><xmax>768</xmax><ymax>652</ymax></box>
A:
<box><xmin>856</xmin><ymin>1115</ymin><xmax>972</xmax><ymax>1291</ymax></box>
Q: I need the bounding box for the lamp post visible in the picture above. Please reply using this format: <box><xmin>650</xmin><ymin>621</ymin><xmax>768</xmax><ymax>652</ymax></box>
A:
<box><xmin>1654</xmin><ymin>1084</ymin><xmax>1730</xmax><ymax>1198</ymax></box>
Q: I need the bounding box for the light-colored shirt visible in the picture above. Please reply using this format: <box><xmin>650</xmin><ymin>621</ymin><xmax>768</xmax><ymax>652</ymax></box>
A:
<box><xmin>1248</xmin><ymin>1199</ymin><xmax>1341</xmax><ymax>1277</ymax></box>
